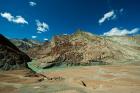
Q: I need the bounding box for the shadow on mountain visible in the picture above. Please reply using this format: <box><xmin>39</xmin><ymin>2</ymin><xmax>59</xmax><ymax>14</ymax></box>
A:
<box><xmin>0</xmin><ymin>34</ymin><xmax>31</xmax><ymax>70</ymax></box>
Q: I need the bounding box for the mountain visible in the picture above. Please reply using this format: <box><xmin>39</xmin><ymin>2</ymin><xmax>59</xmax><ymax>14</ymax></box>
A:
<box><xmin>28</xmin><ymin>30</ymin><xmax>140</xmax><ymax>68</ymax></box>
<box><xmin>0</xmin><ymin>34</ymin><xmax>31</xmax><ymax>70</ymax></box>
<box><xmin>10</xmin><ymin>38</ymin><xmax>42</xmax><ymax>52</ymax></box>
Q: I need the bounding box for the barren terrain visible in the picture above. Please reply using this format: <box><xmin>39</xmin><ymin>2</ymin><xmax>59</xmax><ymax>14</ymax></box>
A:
<box><xmin>0</xmin><ymin>65</ymin><xmax>140</xmax><ymax>93</ymax></box>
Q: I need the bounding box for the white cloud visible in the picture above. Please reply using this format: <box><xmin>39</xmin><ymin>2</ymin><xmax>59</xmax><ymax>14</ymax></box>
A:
<box><xmin>37</xmin><ymin>31</ymin><xmax>42</xmax><ymax>34</ymax></box>
<box><xmin>0</xmin><ymin>12</ymin><xmax>28</xmax><ymax>24</ymax></box>
<box><xmin>0</xmin><ymin>12</ymin><xmax>13</xmax><ymax>21</ymax></box>
<box><xmin>29</xmin><ymin>1</ymin><xmax>36</xmax><ymax>6</ymax></box>
<box><xmin>32</xmin><ymin>36</ymin><xmax>37</xmax><ymax>39</ymax></box>
<box><xmin>13</xmin><ymin>16</ymin><xmax>28</xmax><ymax>24</ymax></box>
<box><xmin>36</xmin><ymin>20</ymin><xmax>49</xmax><ymax>33</ymax></box>
<box><xmin>103</xmin><ymin>27</ymin><xmax>139</xmax><ymax>36</ymax></box>
<box><xmin>44</xmin><ymin>38</ymin><xmax>48</xmax><ymax>41</ymax></box>
<box><xmin>63</xmin><ymin>33</ymin><xmax>68</xmax><ymax>35</ymax></box>
<box><xmin>99</xmin><ymin>9</ymin><xmax>124</xmax><ymax>24</ymax></box>
<box><xmin>98</xmin><ymin>10</ymin><xmax>116</xmax><ymax>24</ymax></box>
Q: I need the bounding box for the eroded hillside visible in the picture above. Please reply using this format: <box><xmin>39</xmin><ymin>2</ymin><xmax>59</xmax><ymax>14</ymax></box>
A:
<box><xmin>28</xmin><ymin>30</ymin><xmax>140</xmax><ymax>69</ymax></box>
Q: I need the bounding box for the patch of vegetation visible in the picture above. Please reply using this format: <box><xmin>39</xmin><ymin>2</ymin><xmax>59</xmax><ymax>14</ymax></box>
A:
<box><xmin>28</xmin><ymin>60</ymin><xmax>109</xmax><ymax>73</ymax></box>
<box><xmin>28</xmin><ymin>60</ymin><xmax>43</xmax><ymax>73</ymax></box>
<box><xmin>28</xmin><ymin>60</ymin><xmax>70</xmax><ymax>72</ymax></box>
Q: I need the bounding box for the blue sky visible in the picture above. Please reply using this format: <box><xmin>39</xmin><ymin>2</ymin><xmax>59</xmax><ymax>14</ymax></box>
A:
<box><xmin>0</xmin><ymin>0</ymin><xmax>140</xmax><ymax>41</ymax></box>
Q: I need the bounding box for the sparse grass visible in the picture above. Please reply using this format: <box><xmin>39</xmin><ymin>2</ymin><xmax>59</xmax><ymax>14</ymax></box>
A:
<box><xmin>28</xmin><ymin>60</ymin><xmax>109</xmax><ymax>73</ymax></box>
<box><xmin>28</xmin><ymin>60</ymin><xmax>82</xmax><ymax>73</ymax></box>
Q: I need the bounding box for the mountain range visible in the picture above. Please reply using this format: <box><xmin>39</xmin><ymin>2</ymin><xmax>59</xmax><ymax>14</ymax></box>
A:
<box><xmin>1</xmin><ymin>30</ymin><xmax>140</xmax><ymax>70</ymax></box>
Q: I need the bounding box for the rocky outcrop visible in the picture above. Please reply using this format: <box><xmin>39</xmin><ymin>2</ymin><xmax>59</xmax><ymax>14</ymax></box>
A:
<box><xmin>28</xmin><ymin>30</ymin><xmax>140</xmax><ymax>68</ymax></box>
<box><xmin>0</xmin><ymin>34</ymin><xmax>31</xmax><ymax>70</ymax></box>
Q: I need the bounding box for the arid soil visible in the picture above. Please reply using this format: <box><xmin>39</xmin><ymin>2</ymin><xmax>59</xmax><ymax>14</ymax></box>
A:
<box><xmin>0</xmin><ymin>65</ymin><xmax>140</xmax><ymax>93</ymax></box>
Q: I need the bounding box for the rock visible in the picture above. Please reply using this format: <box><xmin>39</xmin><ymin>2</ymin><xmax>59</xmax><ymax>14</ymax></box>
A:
<box><xmin>28</xmin><ymin>30</ymin><xmax>140</xmax><ymax>68</ymax></box>
<box><xmin>81</xmin><ymin>81</ymin><xmax>87</xmax><ymax>87</ymax></box>
<box><xmin>42</xmin><ymin>62</ymin><xmax>56</xmax><ymax>69</ymax></box>
<box><xmin>38</xmin><ymin>78</ymin><xmax>44</xmax><ymax>82</ymax></box>
<box><xmin>0</xmin><ymin>34</ymin><xmax>31</xmax><ymax>70</ymax></box>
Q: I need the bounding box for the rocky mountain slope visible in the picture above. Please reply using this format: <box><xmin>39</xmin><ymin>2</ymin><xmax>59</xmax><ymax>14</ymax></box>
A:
<box><xmin>10</xmin><ymin>38</ymin><xmax>42</xmax><ymax>52</ymax></box>
<box><xmin>0</xmin><ymin>34</ymin><xmax>31</xmax><ymax>70</ymax></box>
<box><xmin>28</xmin><ymin>30</ymin><xmax>140</xmax><ymax>68</ymax></box>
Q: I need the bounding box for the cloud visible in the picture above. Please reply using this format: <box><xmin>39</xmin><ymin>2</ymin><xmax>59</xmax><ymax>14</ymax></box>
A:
<box><xmin>0</xmin><ymin>12</ymin><xmax>13</xmax><ymax>21</ymax></box>
<box><xmin>37</xmin><ymin>31</ymin><xmax>42</xmax><ymax>34</ymax></box>
<box><xmin>0</xmin><ymin>12</ymin><xmax>28</xmax><ymax>24</ymax></box>
<box><xmin>44</xmin><ymin>38</ymin><xmax>48</xmax><ymax>41</ymax></box>
<box><xmin>103</xmin><ymin>27</ymin><xmax>139</xmax><ymax>36</ymax></box>
<box><xmin>32</xmin><ymin>36</ymin><xmax>37</xmax><ymax>39</ymax></box>
<box><xmin>29</xmin><ymin>1</ymin><xmax>36</xmax><ymax>6</ymax></box>
<box><xmin>36</xmin><ymin>20</ymin><xmax>49</xmax><ymax>33</ymax></box>
<box><xmin>12</xmin><ymin>16</ymin><xmax>28</xmax><ymax>24</ymax></box>
<box><xmin>98</xmin><ymin>9</ymin><xmax>124</xmax><ymax>24</ymax></box>
<box><xmin>99</xmin><ymin>10</ymin><xmax>116</xmax><ymax>24</ymax></box>
<box><xmin>63</xmin><ymin>33</ymin><xmax>68</xmax><ymax>35</ymax></box>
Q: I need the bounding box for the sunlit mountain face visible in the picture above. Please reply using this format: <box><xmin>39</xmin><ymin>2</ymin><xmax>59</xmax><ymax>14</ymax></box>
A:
<box><xmin>0</xmin><ymin>0</ymin><xmax>140</xmax><ymax>41</ymax></box>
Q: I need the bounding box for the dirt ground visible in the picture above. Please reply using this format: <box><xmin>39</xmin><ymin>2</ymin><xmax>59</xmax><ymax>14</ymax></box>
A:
<box><xmin>0</xmin><ymin>65</ymin><xmax>140</xmax><ymax>93</ymax></box>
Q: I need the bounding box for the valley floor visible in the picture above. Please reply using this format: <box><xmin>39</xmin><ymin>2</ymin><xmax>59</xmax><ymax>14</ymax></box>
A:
<box><xmin>0</xmin><ymin>65</ymin><xmax>140</xmax><ymax>93</ymax></box>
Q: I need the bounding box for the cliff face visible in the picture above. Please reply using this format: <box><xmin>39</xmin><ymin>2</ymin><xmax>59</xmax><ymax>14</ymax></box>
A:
<box><xmin>28</xmin><ymin>31</ymin><xmax>140</xmax><ymax>68</ymax></box>
<box><xmin>0</xmin><ymin>34</ymin><xmax>31</xmax><ymax>70</ymax></box>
